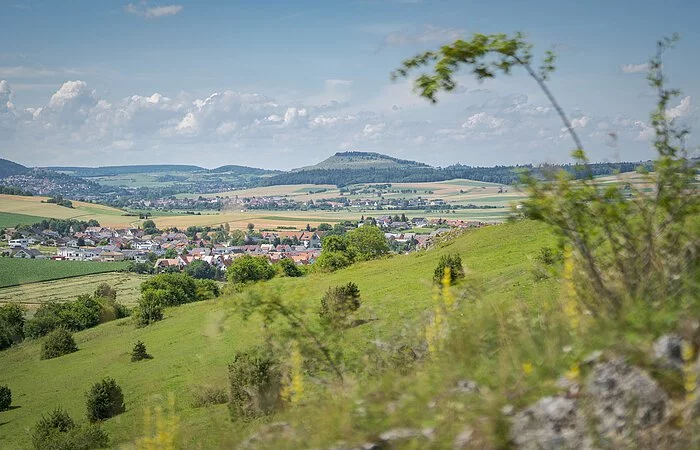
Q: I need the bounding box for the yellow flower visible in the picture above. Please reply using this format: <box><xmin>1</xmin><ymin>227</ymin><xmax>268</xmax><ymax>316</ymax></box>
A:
<box><xmin>281</xmin><ymin>340</ymin><xmax>304</xmax><ymax>406</ymax></box>
<box><xmin>136</xmin><ymin>393</ymin><xmax>179</xmax><ymax>450</ymax></box>
<box><xmin>522</xmin><ymin>362</ymin><xmax>534</xmax><ymax>375</ymax></box>
<box><xmin>565</xmin><ymin>363</ymin><xmax>580</xmax><ymax>381</ymax></box>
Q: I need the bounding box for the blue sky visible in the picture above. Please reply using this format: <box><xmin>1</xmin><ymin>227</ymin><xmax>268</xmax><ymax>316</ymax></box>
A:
<box><xmin>0</xmin><ymin>0</ymin><xmax>698</xmax><ymax>169</ymax></box>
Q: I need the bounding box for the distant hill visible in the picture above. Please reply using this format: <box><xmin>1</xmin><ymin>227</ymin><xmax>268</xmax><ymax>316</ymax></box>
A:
<box><xmin>0</xmin><ymin>158</ymin><xmax>28</xmax><ymax>178</ymax></box>
<box><xmin>208</xmin><ymin>165</ymin><xmax>280</xmax><ymax>175</ymax></box>
<box><xmin>261</xmin><ymin>160</ymin><xmax>651</xmax><ymax>188</ymax></box>
<box><xmin>294</xmin><ymin>151</ymin><xmax>431</xmax><ymax>171</ymax></box>
<box><xmin>47</xmin><ymin>165</ymin><xmax>206</xmax><ymax>177</ymax></box>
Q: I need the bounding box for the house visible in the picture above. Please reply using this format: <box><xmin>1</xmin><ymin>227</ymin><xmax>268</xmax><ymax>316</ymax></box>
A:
<box><xmin>8</xmin><ymin>238</ymin><xmax>28</xmax><ymax>248</ymax></box>
<box><xmin>99</xmin><ymin>251</ymin><xmax>125</xmax><ymax>262</ymax></box>
<box><xmin>154</xmin><ymin>258</ymin><xmax>182</xmax><ymax>271</ymax></box>
<box><xmin>13</xmin><ymin>248</ymin><xmax>45</xmax><ymax>259</ymax></box>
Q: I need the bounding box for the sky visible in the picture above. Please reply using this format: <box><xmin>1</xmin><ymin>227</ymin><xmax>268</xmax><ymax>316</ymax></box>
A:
<box><xmin>0</xmin><ymin>0</ymin><xmax>698</xmax><ymax>170</ymax></box>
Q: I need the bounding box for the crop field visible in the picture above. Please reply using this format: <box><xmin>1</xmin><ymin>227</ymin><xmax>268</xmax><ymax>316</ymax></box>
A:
<box><xmin>0</xmin><ymin>211</ymin><xmax>50</xmax><ymax>228</ymax></box>
<box><xmin>0</xmin><ymin>194</ymin><xmax>135</xmax><ymax>228</ymax></box>
<box><xmin>147</xmin><ymin>207</ymin><xmax>511</xmax><ymax>230</ymax></box>
<box><xmin>0</xmin><ymin>272</ymin><xmax>148</xmax><ymax>312</ymax></box>
<box><xmin>0</xmin><ymin>258</ymin><xmax>130</xmax><ymax>288</ymax></box>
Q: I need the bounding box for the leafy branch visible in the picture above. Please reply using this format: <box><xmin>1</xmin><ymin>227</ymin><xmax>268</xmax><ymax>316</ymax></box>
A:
<box><xmin>391</xmin><ymin>32</ymin><xmax>583</xmax><ymax>152</ymax></box>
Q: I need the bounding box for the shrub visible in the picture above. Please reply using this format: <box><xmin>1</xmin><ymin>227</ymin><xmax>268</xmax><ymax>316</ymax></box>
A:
<box><xmin>32</xmin><ymin>407</ymin><xmax>108</xmax><ymax>450</ymax></box>
<box><xmin>319</xmin><ymin>282</ymin><xmax>361</xmax><ymax>328</ymax></box>
<box><xmin>140</xmin><ymin>273</ymin><xmax>198</xmax><ymax>306</ymax></box>
<box><xmin>0</xmin><ymin>385</ymin><xmax>11</xmax><ymax>411</ymax></box>
<box><xmin>40</xmin><ymin>328</ymin><xmax>78</xmax><ymax>360</ymax></box>
<box><xmin>184</xmin><ymin>259</ymin><xmax>219</xmax><ymax>280</ymax></box>
<box><xmin>191</xmin><ymin>385</ymin><xmax>228</xmax><ymax>408</ymax></box>
<box><xmin>93</xmin><ymin>283</ymin><xmax>116</xmax><ymax>301</ymax></box>
<box><xmin>133</xmin><ymin>289</ymin><xmax>165</xmax><ymax>327</ymax></box>
<box><xmin>433</xmin><ymin>254</ymin><xmax>465</xmax><ymax>286</ymax></box>
<box><xmin>0</xmin><ymin>303</ymin><xmax>25</xmax><ymax>350</ymax></box>
<box><xmin>314</xmin><ymin>251</ymin><xmax>352</xmax><ymax>272</ymax></box>
<box><xmin>32</xmin><ymin>407</ymin><xmax>75</xmax><ymax>448</ymax></box>
<box><xmin>345</xmin><ymin>225</ymin><xmax>390</xmax><ymax>261</ymax></box>
<box><xmin>227</xmin><ymin>255</ymin><xmax>275</xmax><ymax>284</ymax></box>
<box><xmin>278</xmin><ymin>257</ymin><xmax>303</xmax><ymax>277</ymax></box>
<box><xmin>60</xmin><ymin>295</ymin><xmax>101</xmax><ymax>331</ymax></box>
<box><xmin>195</xmin><ymin>278</ymin><xmax>220</xmax><ymax>300</ymax></box>
<box><xmin>131</xmin><ymin>341</ymin><xmax>152</xmax><ymax>362</ymax></box>
<box><xmin>85</xmin><ymin>377</ymin><xmax>125</xmax><ymax>423</ymax></box>
<box><xmin>228</xmin><ymin>350</ymin><xmax>280</xmax><ymax>420</ymax></box>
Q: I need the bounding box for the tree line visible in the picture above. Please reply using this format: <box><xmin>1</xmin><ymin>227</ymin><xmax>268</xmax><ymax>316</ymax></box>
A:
<box><xmin>257</xmin><ymin>161</ymin><xmax>650</xmax><ymax>188</ymax></box>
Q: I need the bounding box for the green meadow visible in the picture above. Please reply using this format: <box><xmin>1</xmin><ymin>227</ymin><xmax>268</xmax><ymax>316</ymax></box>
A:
<box><xmin>0</xmin><ymin>258</ymin><xmax>130</xmax><ymax>288</ymax></box>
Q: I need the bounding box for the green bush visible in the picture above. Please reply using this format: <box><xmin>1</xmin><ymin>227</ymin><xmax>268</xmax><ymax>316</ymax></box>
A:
<box><xmin>133</xmin><ymin>289</ymin><xmax>165</xmax><ymax>327</ymax></box>
<box><xmin>228</xmin><ymin>350</ymin><xmax>280</xmax><ymax>420</ymax></box>
<box><xmin>0</xmin><ymin>384</ymin><xmax>11</xmax><ymax>411</ymax></box>
<box><xmin>345</xmin><ymin>225</ymin><xmax>390</xmax><ymax>261</ymax></box>
<box><xmin>184</xmin><ymin>259</ymin><xmax>219</xmax><ymax>280</ymax></box>
<box><xmin>314</xmin><ymin>250</ymin><xmax>352</xmax><ymax>272</ymax></box>
<box><xmin>24</xmin><ymin>295</ymin><xmax>113</xmax><ymax>339</ymax></box>
<box><xmin>0</xmin><ymin>303</ymin><xmax>25</xmax><ymax>350</ymax></box>
<box><xmin>40</xmin><ymin>328</ymin><xmax>78</xmax><ymax>360</ymax></box>
<box><xmin>319</xmin><ymin>282</ymin><xmax>361</xmax><ymax>328</ymax></box>
<box><xmin>191</xmin><ymin>385</ymin><xmax>228</xmax><ymax>408</ymax></box>
<box><xmin>278</xmin><ymin>257</ymin><xmax>303</xmax><ymax>277</ymax></box>
<box><xmin>130</xmin><ymin>340</ymin><xmax>152</xmax><ymax>362</ymax></box>
<box><xmin>93</xmin><ymin>283</ymin><xmax>116</xmax><ymax>301</ymax></box>
<box><xmin>32</xmin><ymin>407</ymin><xmax>108</xmax><ymax>450</ymax></box>
<box><xmin>227</xmin><ymin>255</ymin><xmax>275</xmax><ymax>284</ymax></box>
<box><xmin>85</xmin><ymin>377</ymin><xmax>125</xmax><ymax>423</ymax></box>
<box><xmin>195</xmin><ymin>278</ymin><xmax>220</xmax><ymax>300</ymax></box>
<box><xmin>59</xmin><ymin>295</ymin><xmax>101</xmax><ymax>331</ymax></box>
<box><xmin>433</xmin><ymin>253</ymin><xmax>465</xmax><ymax>286</ymax></box>
<box><xmin>140</xmin><ymin>273</ymin><xmax>198</xmax><ymax>306</ymax></box>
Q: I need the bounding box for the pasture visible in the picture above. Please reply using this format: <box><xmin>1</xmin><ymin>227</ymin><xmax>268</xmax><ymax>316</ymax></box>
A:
<box><xmin>0</xmin><ymin>212</ymin><xmax>50</xmax><ymax>228</ymax></box>
<box><xmin>0</xmin><ymin>220</ymin><xmax>557</xmax><ymax>449</ymax></box>
<box><xmin>0</xmin><ymin>258</ymin><xmax>130</xmax><ymax>288</ymax></box>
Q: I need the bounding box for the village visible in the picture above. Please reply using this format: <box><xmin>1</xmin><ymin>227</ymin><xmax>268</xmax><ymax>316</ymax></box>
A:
<box><xmin>1</xmin><ymin>215</ymin><xmax>488</xmax><ymax>273</ymax></box>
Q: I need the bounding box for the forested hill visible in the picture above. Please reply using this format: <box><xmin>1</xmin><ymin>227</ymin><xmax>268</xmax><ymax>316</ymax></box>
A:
<box><xmin>0</xmin><ymin>158</ymin><xmax>28</xmax><ymax>178</ymax></box>
<box><xmin>294</xmin><ymin>151</ymin><xmax>430</xmax><ymax>171</ymax></box>
<box><xmin>47</xmin><ymin>165</ymin><xmax>206</xmax><ymax>177</ymax></box>
<box><xmin>260</xmin><ymin>161</ymin><xmax>650</xmax><ymax>187</ymax></box>
<box><xmin>208</xmin><ymin>165</ymin><xmax>280</xmax><ymax>175</ymax></box>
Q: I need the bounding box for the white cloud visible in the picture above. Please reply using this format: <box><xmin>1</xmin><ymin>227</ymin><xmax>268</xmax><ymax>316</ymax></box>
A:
<box><xmin>571</xmin><ymin>116</ymin><xmax>590</xmax><ymax>129</ymax></box>
<box><xmin>666</xmin><ymin>96</ymin><xmax>692</xmax><ymax>120</ymax></box>
<box><xmin>384</xmin><ymin>25</ymin><xmax>465</xmax><ymax>47</ymax></box>
<box><xmin>462</xmin><ymin>112</ymin><xmax>504</xmax><ymax>129</ymax></box>
<box><xmin>215</xmin><ymin>121</ymin><xmax>237</xmax><ymax>136</ymax></box>
<box><xmin>125</xmin><ymin>2</ymin><xmax>183</xmax><ymax>18</ymax></box>
<box><xmin>621</xmin><ymin>63</ymin><xmax>650</xmax><ymax>74</ymax></box>
<box><xmin>362</xmin><ymin>122</ymin><xmax>387</xmax><ymax>137</ymax></box>
<box><xmin>47</xmin><ymin>80</ymin><xmax>96</xmax><ymax>110</ymax></box>
<box><xmin>1</xmin><ymin>77</ymin><xmax>692</xmax><ymax>168</ymax></box>
<box><xmin>174</xmin><ymin>112</ymin><xmax>198</xmax><ymax>135</ymax></box>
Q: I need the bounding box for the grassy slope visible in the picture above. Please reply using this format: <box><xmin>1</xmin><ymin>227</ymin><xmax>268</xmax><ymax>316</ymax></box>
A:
<box><xmin>0</xmin><ymin>220</ymin><xmax>555</xmax><ymax>448</ymax></box>
<box><xmin>0</xmin><ymin>259</ymin><xmax>130</xmax><ymax>288</ymax></box>
<box><xmin>0</xmin><ymin>195</ymin><xmax>132</xmax><ymax>228</ymax></box>
<box><xmin>0</xmin><ymin>212</ymin><xmax>50</xmax><ymax>228</ymax></box>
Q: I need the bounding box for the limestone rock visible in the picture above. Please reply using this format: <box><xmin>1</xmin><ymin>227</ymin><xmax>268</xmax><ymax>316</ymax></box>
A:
<box><xmin>586</xmin><ymin>359</ymin><xmax>668</xmax><ymax>439</ymax></box>
<box><xmin>510</xmin><ymin>396</ymin><xmax>592</xmax><ymax>450</ymax></box>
